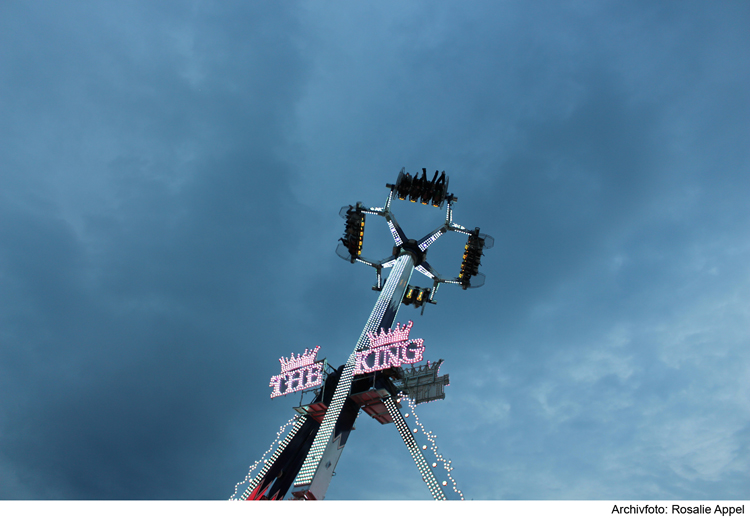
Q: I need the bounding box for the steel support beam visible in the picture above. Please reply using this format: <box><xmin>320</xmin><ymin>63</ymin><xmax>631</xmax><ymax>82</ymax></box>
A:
<box><xmin>291</xmin><ymin>253</ymin><xmax>415</xmax><ymax>499</ymax></box>
<box><xmin>383</xmin><ymin>395</ymin><xmax>447</xmax><ymax>500</ymax></box>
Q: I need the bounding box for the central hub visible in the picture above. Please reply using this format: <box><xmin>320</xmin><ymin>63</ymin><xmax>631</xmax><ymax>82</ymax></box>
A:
<box><xmin>394</xmin><ymin>238</ymin><xmax>426</xmax><ymax>267</ymax></box>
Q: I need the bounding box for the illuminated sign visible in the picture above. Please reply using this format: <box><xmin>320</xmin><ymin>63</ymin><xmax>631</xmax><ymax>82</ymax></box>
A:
<box><xmin>270</xmin><ymin>346</ymin><xmax>323</xmax><ymax>399</ymax></box>
<box><xmin>354</xmin><ymin>321</ymin><xmax>424</xmax><ymax>375</ymax></box>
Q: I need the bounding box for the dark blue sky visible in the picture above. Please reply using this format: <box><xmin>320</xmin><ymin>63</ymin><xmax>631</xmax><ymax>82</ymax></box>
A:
<box><xmin>1</xmin><ymin>1</ymin><xmax>748</xmax><ymax>500</ymax></box>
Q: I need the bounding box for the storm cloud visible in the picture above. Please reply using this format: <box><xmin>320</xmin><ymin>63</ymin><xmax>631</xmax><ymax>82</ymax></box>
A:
<box><xmin>1</xmin><ymin>1</ymin><xmax>748</xmax><ymax>499</ymax></box>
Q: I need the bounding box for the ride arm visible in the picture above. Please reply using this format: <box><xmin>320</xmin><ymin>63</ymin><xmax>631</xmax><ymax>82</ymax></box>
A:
<box><xmin>417</xmin><ymin>226</ymin><xmax>448</xmax><ymax>252</ymax></box>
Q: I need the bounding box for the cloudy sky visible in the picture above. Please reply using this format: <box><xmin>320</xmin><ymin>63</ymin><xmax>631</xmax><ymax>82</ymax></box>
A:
<box><xmin>1</xmin><ymin>1</ymin><xmax>748</xmax><ymax>500</ymax></box>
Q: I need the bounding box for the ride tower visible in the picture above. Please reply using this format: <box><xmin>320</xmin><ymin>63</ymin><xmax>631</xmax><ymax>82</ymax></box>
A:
<box><xmin>232</xmin><ymin>169</ymin><xmax>493</xmax><ymax>500</ymax></box>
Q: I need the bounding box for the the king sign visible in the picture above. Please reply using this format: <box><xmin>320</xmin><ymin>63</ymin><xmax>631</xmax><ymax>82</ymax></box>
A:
<box><xmin>269</xmin><ymin>322</ymin><xmax>425</xmax><ymax>399</ymax></box>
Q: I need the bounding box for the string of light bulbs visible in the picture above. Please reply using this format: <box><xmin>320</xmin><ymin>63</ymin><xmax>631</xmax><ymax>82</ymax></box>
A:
<box><xmin>383</xmin><ymin>395</ymin><xmax>446</xmax><ymax>500</ymax></box>
<box><xmin>229</xmin><ymin>416</ymin><xmax>297</xmax><ymax>500</ymax></box>
<box><xmin>400</xmin><ymin>394</ymin><xmax>464</xmax><ymax>500</ymax></box>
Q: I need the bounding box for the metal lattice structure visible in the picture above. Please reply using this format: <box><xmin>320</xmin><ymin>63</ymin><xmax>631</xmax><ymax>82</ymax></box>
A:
<box><xmin>234</xmin><ymin>169</ymin><xmax>492</xmax><ymax>500</ymax></box>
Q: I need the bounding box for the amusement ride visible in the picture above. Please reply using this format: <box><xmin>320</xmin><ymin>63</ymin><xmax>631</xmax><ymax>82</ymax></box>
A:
<box><xmin>231</xmin><ymin>169</ymin><xmax>493</xmax><ymax>500</ymax></box>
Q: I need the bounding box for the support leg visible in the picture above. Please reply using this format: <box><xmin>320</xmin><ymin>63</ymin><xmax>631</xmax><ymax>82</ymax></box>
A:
<box><xmin>382</xmin><ymin>396</ymin><xmax>447</xmax><ymax>500</ymax></box>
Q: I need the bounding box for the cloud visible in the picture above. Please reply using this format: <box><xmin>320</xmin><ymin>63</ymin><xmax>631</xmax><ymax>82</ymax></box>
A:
<box><xmin>0</xmin><ymin>0</ymin><xmax>747</xmax><ymax>500</ymax></box>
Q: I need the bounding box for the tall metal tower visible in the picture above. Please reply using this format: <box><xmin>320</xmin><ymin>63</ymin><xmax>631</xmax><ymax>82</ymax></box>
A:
<box><xmin>234</xmin><ymin>169</ymin><xmax>492</xmax><ymax>500</ymax></box>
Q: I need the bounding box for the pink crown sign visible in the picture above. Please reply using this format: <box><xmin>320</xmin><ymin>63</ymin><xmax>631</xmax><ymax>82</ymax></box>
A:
<box><xmin>353</xmin><ymin>321</ymin><xmax>424</xmax><ymax>375</ymax></box>
<box><xmin>270</xmin><ymin>346</ymin><xmax>323</xmax><ymax>399</ymax></box>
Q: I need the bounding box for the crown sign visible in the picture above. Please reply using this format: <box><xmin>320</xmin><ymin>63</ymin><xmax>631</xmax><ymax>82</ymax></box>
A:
<box><xmin>367</xmin><ymin>321</ymin><xmax>414</xmax><ymax>349</ymax></box>
<box><xmin>279</xmin><ymin>346</ymin><xmax>320</xmax><ymax>373</ymax></box>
